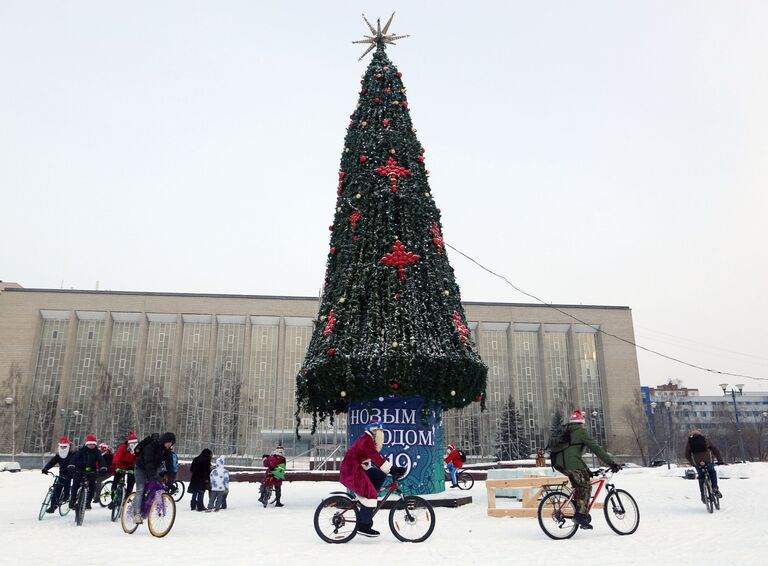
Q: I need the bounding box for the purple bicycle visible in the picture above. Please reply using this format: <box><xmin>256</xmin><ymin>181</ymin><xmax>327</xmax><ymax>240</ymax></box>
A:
<box><xmin>120</xmin><ymin>480</ymin><xmax>176</xmax><ymax>537</ymax></box>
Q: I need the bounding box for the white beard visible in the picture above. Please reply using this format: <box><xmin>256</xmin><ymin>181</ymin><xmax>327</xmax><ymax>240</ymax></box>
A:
<box><xmin>373</xmin><ymin>429</ymin><xmax>384</xmax><ymax>452</ymax></box>
<box><xmin>58</xmin><ymin>447</ymin><xmax>69</xmax><ymax>458</ymax></box>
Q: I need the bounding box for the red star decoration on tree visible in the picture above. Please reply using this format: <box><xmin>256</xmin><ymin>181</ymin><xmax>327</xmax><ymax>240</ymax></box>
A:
<box><xmin>430</xmin><ymin>222</ymin><xmax>444</xmax><ymax>254</ymax></box>
<box><xmin>375</xmin><ymin>157</ymin><xmax>411</xmax><ymax>193</ymax></box>
<box><xmin>348</xmin><ymin>210</ymin><xmax>361</xmax><ymax>231</ymax></box>
<box><xmin>322</xmin><ymin>310</ymin><xmax>337</xmax><ymax>337</ymax></box>
<box><xmin>337</xmin><ymin>171</ymin><xmax>345</xmax><ymax>195</ymax></box>
<box><xmin>380</xmin><ymin>240</ymin><xmax>420</xmax><ymax>283</ymax></box>
<box><xmin>453</xmin><ymin>311</ymin><xmax>470</xmax><ymax>346</ymax></box>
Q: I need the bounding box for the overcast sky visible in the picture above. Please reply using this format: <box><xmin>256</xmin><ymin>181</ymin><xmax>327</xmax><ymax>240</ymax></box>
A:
<box><xmin>1</xmin><ymin>1</ymin><xmax>766</xmax><ymax>395</ymax></box>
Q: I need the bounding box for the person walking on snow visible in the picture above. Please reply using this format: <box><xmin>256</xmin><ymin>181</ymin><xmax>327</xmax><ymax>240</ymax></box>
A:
<box><xmin>261</xmin><ymin>446</ymin><xmax>287</xmax><ymax>507</ymax></box>
<box><xmin>550</xmin><ymin>409</ymin><xmax>621</xmax><ymax>530</ymax></box>
<box><xmin>444</xmin><ymin>443</ymin><xmax>463</xmax><ymax>488</ymax></box>
<box><xmin>339</xmin><ymin>418</ymin><xmax>406</xmax><ymax>537</ymax></box>
<box><xmin>207</xmin><ymin>456</ymin><xmax>229</xmax><ymax>512</ymax></box>
<box><xmin>189</xmin><ymin>448</ymin><xmax>213</xmax><ymax>511</ymax></box>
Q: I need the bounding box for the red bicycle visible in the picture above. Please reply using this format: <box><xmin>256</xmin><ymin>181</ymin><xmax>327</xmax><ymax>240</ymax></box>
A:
<box><xmin>537</xmin><ymin>467</ymin><xmax>639</xmax><ymax>539</ymax></box>
<box><xmin>313</xmin><ymin>476</ymin><xmax>435</xmax><ymax>543</ymax></box>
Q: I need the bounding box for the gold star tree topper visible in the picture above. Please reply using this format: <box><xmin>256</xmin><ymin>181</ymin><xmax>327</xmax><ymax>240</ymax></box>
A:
<box><xmin>352</xmin><ymin>13</ymin><xmax>410</xmax><ymax>61</ymax></box>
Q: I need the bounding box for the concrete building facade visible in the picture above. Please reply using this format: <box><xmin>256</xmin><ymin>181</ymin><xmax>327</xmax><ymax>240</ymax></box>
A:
<box><xmin>0</xmin><ymin>287</ymin><xmax>642</xmax><ymax>462</ymax></box>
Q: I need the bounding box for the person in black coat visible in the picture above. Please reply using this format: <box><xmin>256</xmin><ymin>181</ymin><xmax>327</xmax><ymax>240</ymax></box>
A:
<box><xmin>188</xmin><ymin>448</ymin><xmax>213</xmax><ymax>511</ymax></box>
<box><xmin>41</xmin><ymin>437</ymin><xmax>75</xmax><ymax>512</ymax></box>
<box><xmin>132</xmin><ymin>432</ymin><xmax>176</xmax><ymax>524</ymax></box>
<box><xmin>67</xmin><ymin>435</ymin><xmax>108</xmax><ymax>509</ymax></box>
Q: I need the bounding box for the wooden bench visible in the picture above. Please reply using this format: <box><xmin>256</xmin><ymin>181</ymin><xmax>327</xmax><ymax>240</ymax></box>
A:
<box><xmin>486</xmin><ymin>477</ymin><xmax>602</xmax><ymax>518</ymax></box>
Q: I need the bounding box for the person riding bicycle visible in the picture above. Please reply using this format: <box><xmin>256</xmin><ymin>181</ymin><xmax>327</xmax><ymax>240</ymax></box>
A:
<box><xmin>339</xmin><ymin>418</ymin><xmax>406</xmax><ymax>538</ymax></box>
<box><xmin>109</xmin><ymin>432</ymin><xmax>139</xmax><ymax>508</ymax></box>
<box><xmin>261</xmin><ymin>445</ymin><xmax>287</xmax><ymax>507</ymax></box>
<box><xmin>67</xmin><ymin>435</ymin><xmax>109</xmax><ymax>510</ymax></box>
<box><xmin>41</xmin><ymin>437</ymin><xmax>75</xmax><ymax>513</ymax></box>
<box><xmin>444</xmin><ymin>443</ymin><xmax>463</xmax><ymax>488</ymax></box>
<box><xmin>132</xmin><ymin>432</ymin><xmax>176</xmax><ymax>524</ymax></box>
<box><xmin>685</xmin><ymin>429</ymin><xmax>724</xmax><ymax>502</ymax></box>
<box><xmin>92</xmin><ymin>442</ymin><xmax>114</xmax><ymax>505</ymax></box>
<box><xmin>550</xmin><ymin>409</ymin><xmax>621</xmax><ymax>530</ymax></box>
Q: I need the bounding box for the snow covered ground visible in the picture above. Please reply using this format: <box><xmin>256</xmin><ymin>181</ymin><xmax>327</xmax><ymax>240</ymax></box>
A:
<box><xmin>1</xmin><ymin>463</ymin><xmax>764</xmax><ymax>566</ymax></box>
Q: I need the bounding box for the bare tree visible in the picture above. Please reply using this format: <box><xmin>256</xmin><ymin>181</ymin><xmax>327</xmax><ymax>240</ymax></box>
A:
<box><xmin>28</xmin><ymin>392</ymin><xmax>55</xmax><ymax>465</ymax></box>
<box><xmin>1</xmin><ymin>363</ymin><xmax>23</xmax><ymax>455</ymax></box>
<box><xmin>620</xmin><ymin>390</ymin><xmax>652</xmax><ymax>466</ymax></box>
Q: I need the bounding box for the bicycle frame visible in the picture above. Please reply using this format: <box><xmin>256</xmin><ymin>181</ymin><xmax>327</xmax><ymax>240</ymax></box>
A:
<box><xmin>328</xmin><ymin>477</ymin><xmax>405</xmax><ymax>520</ymax></box>
<box><xmin>545</xmin><ymin>472</ymin><xmax>612</xmax><ymax>515</ymax></box>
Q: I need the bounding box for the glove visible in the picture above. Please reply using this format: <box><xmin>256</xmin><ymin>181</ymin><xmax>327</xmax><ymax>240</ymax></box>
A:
<box><xmin>609</xmin><ymin>463</ymin><xmax>622</xmax><ymax>473</ymax></box>
<box><xmin>390</xmin><ymin>466</ymin><xmax>407</xmax><ymax>478</ymax></box>
<box><xmin>98</xmin><ymin>468</ymin><xmax>110</xmax><ymax>477</ymax></box>
<box><xmin>42</xmin><ymin>469</ymin><xmax>48</xmax><ymax>475</ymax></box>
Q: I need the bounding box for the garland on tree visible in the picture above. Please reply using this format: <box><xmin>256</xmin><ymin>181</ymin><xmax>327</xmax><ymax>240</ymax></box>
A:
<box><xmin>296</xmin><ymin>22</ymin><xmax>487</xmax><ymax>433</ymax></box>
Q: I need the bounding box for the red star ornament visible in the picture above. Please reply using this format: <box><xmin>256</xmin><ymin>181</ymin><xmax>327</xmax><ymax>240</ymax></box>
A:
<box><xmin>322</xmin><ymin>310</ymin><xmax>337</xmax><ymax>337</ymax></box>
<box><xmin>380</xmin><ymin>240</ymin><xmax>420</xmax><ymax>283</ymax></box>
<box><xmin>348</xmin><ymin>210</ymin><xmax>361</xmax><ymax>231</ymax></box>
<box><xmin>453</xmin><ymin>311</ymin><xmax>470</xmax><ymax>346</ymax></box>
<box><xmin>430</xmin><ymin>222</ymin><xmax>444</xmax><ymax>254</ymax></box>
<box><xmin>375</xmin><ymin>157</ymin><xmax>411</xmax><ymax>193</ymax></box>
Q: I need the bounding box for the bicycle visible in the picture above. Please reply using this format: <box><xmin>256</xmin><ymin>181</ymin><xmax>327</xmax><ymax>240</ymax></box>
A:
<box><xmin>71</xmin><ymin>471</ymin><xmax>99</xmax><ymax>527</ymax></box>
<box><xmin>696</xmin><ymin>461</ymin><xmax>721</xmax><ymax>513</ymax></box>
<box><xmin>98</xmin><ymin>479</ymin><xmax>114</xmax><ymax>508</ymax></box>
<box><xmin>120</xmin><ymin>480</ymin><xmax>177</xmax><ymax>538</ymax></box>
<box><xmin>313</xmin><ymin>475</ymin><xmax>436</xmax><ymax>544</ymax></box>
<box><xmin>537</xmin><ymin>467</ymin><xmax>639</xmax><ymax>540</ymax></box>
<box><xmin>106</xmin><ymin>469</ymin><xmax>135</xmax><ymax>522</ymax></box>
<box><xmin>38</xmin><ymin>474</ymin><xmax>72</xmax><ymax>520</ymax></box>
<box><xmin>165</xmin><ymin>479</ymin><xmax>185</xmax><ymax>502</ymax></box>
<box><xmin>445</xmin><ymin>467</ymin><xmax>474</xmax><ymax>490</ymax></box>
<box><xmin>259</xmin><ymin>483</ymin><xmax>275</xmax><ymax>507</ymax></box>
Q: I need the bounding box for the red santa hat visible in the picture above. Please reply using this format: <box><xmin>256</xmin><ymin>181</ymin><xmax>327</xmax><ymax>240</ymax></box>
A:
<box><xmin>569</xmin><ymin>409</ymin><xmax>586</xmax><ymax>424</ymax></box>
<box><xmin>447</xmin><ymin>444</ymin><xmax>455</xmax><ymax>451</ymax></box>
<box><xmin>127</xmin><ymin>431</ymin><xmax>138</xmax><ymax>442</ymax></box>
<box><xmin>58</xmin><ymin>437</ymin><xmax>70</xmax><ymax>446</ymax></box>
<box><xmin>85</xmin><ymin>435</ymin><xmax>98</xmax><ymax>446</ymax></box>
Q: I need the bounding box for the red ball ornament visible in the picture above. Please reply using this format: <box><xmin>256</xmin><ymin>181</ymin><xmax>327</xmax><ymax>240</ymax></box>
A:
<box><xmin>401</xmin><ymin>101</ymin><xmax>408</xmax><ymax>108</ymax></box>
<box><xmin>330</xmin><ymin>246</ymin><xmax>336</xmax><ymax>254</ymax></box>
<box><xmin>360</xmin><ymin>155</ymin><xmax>367</xmax><ymax>163</ymax></box>
<box><xmin>374</xmin><ymin>97</ymin><xmax>381</xmax><ymax>103</ymax></box>
<box><xmin>394</xmin><ymin>293</ymin><xmax>401</xmax><ymax>299</ymax></box>
<box><xmin>328</xmin><ymin>348</ymin><xmax>336</xmax><ymax>356</ymax></box>
<box><xmin>384</xmin><ymin>87</ymin><xmax>391</xmax><ymax>94</ymax></box>
<box><xmin>418</xmin><ymin>155</ymin><xmax>425</xmax><ymax>163</ymax></box>
<box><xmin>397</xmin><ymin>72</ymin><xmax>403</xmax><ymax>78</ymax></box>
<box><xmin>421</xmin><ymin>147</ymin><xmax>425</xmax><ymax>153</ymax></box>
<box><xmin>361</xmin><ymin>88</ymin><xmax>367</xmax><ymax>94</ymax></box>
<box><xmin>476</xmin><ymin>395</ymin><xmax>483</xmax><ymax>402</ymax></box>
<box><xmin>392</xmin><ymin>382</ymin><xmax>399</xmax><ymax>390</ymax></box>
<box><xmin>353</xmin><ymin>235</ymin><xmax>358</xmax><ymax>241</ymax></box>
<box><xmin>328</xmin><ymin>225</ymin><xmax>334</xmax><ymax>231</ymax></box>
<box><xmin>382</xmin><ymin>119</ymin><xmax>389</xmax><ymax>127</ymax></box>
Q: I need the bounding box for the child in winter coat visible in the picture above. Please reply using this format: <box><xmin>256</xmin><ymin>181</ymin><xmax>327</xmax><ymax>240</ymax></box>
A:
<box><xmin>261</xmin><ymin>446</ymin><xmax>287</xmax><ymax>507</ymax></box>
<box><xmin>207</xmin><ymin>456</ymin><xmax>229</xmax><ymax>512</ymax></box>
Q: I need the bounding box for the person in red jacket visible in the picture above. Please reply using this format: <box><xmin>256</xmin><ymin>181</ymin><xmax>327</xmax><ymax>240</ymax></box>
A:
<box><xmin>444</xmin><ymin>443</ymin><xmax>463</xmax><ymax>488</ymax></box>
<box><xmin>109</xmin><ymin>432</ymin><xmax>139</xmax><ymax>508</ymax></box>
<box><xmin>339</xmin><ymin>418</ymin><xmax>405</xmax><ymax>538</ymax></box>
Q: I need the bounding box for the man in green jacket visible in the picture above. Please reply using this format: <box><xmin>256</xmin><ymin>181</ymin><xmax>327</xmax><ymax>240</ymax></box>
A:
<box><xmin>551</xmin><ymin>409</ymin><xmax>621</xmax><ymax>529</ymax></box>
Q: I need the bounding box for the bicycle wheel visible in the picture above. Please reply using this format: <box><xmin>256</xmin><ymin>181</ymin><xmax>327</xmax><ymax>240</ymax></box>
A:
<box><xmin>111</xmin><ymin>484</ymin><xmax>124</xmax><ymax>522</ymax></box>
<box><xmin>456</xmin><ymin>471</ymin><xmax>474</xmax><ymax>491</ymax></box>
<box><xmin>58</xmin><ymin>497</ymin><xmax>71</xmax><ymax>517</ymax></box>
<box><xmin>537</xmin><ymin>491</ymin><xmax>578</xmax><ymax>540</ymax></box>
<box><xmin>389</xmin><ymin>495</ymin><xmax>436</xmax><ymax>543</ymax></box>
<box><xmin>603</xmin><ymin>488</ymin><xmax>640</xmax><ymax>535</ymax></box>
<box><xmin>148</xmin><ymin>493</ymin><xmax>176</xmax><ymax>538</ymax></box>
<box><xmin>121</xmin><ymin>492</ymin><xmax>139</xmax><ymax>534</ymax></box>
<box><xmin>703</xmin><ymin>479</ymin><xmax>714</xmax><ymax>514</ymax></box>
<box><xmin>75</xmin><ymin>487</ymin><xmax>87</xmax><ymax>526</ymax></box>
<box><xmin>260</xmin><ymin>485</ymin><xmax>273</xmax><ymax>508</ymax></box>
<box><xmin>171</xmin><ymin>481</ymin><xmax>185</xmax><ymax>502</ymax></box>
<box><xmin>39</xmin><ymin>487</ymin><xmax>54</xmax><ymax>521</ymax></box>
<box><xmin>713</xmin><ymin>488</ymin><xmax>720</xmax><ymax>511</ymax></box>
<box><xmin>314</xmin><ymin>495</ymin><xmax>358</xmax><ymax>544</ymax></box>
<box><xmin>98</xmin><ymin>480</ymin><xmax>113</xmax><ymax>507</ymax></box>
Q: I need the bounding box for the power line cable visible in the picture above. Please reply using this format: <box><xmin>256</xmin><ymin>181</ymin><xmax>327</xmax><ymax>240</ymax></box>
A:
<box><xmin>445</xmin><ymin>242</ymin><xmax>768</xmax><ymax>382</ymax></box>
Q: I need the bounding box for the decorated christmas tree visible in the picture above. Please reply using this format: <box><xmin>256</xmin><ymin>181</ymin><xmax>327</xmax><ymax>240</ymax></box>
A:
<box><xmin>296</xmin><ymin>15</ymin><xmax>487</xmax><ymax>433</ymax></box>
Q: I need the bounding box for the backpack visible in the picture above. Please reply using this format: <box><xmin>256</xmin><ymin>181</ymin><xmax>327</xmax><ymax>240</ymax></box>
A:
<box><xmin>457</xmin><ymin>449</ymin><xmax>467</xmax><ymax>463</ymax></box>
<box><xmin>688</xmin><ymin>434</ymin><xmax>707</xmax><ymax>453</ymax></box>
<box><xmin>133</xmin><ymin>435</ymin><xmax>154</xmax><ymax>457</ymax></box>
<box><xmin>546</xmin><ymin>426</ymin><xmax>572</xmax><ymax>471</ymax></box>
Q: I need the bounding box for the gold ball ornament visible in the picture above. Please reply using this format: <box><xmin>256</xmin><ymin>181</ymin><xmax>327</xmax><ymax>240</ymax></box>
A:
<box><xmin>392</xmin><ymin>341</ymin><xmax>399</xmax><ymax>349</ymax></box>
<box><xmin>392</xmin><ymin>100</ymin><xmax>400</xmax><ymax>106</ymax></box>
<box><xmin>345</xmin><ymin>147</ymin><xmax>351</xmax><ymax>153</ymax></box>
<box><xmin>400</xmin><ymin>88</ymin><xmax>407</xmax><ymax>93</ymax></box>
<box><xmin>411</xmin><ymin>128</ymin><xmax>417</xmax><ymax>133</ymax></box>
<box><xmin>450</xmin><ymin>390</ymin><xmax>456</xmax><ymax>396</ymax></box>
<box><xmin>337</xmin><ymin>206</ymin><xmax>342</xmax><ymax>212</ymax></box>
<box><xmin>355</xmin><ymin>193</ymin><xmax>362</xmax><ymax>199</ymax></box>
<box><xmin>340</xmin><ymin>390</ymin><xmax>347</xmax><ymax>397</ymax></box>
<box><xmin>389</xmin><ymin>148</ymin><xmax>396</xmax><ymax>155</ymax></box>
<box><xmin>424</xmin><ymin>192</ymin><xmax>430</xmax><ymax>197</ymax></box>
<box><xmin>425</xmin><ymin>170</ymin><xmax>431</xmax><ymax>176</ymax></box>
<box><xmin>361</xmin><ymin>121</ymin><xmax>368</xmax><ymax>127</ymax></box>
<box><xmin>320</xmin><ymin>315</ymin><xmax>327</xmax><ymax>321</ymax></box>
<box><xmin>443</xmin><ymin>290</ymin><xmax>450</xmax><ymax>297</ymax></box>
<box><xmin>339</xmin><ymin>297</ymin><xmax>346</xmax><ymax>304</ymax></box>
<box><xmin>375</xmin><ymin>73</ymin><xmax>382</xmax><ymax>79</ymax></box>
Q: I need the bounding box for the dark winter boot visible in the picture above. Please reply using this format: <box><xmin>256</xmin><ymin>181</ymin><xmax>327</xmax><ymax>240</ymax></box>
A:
<box><xmin>274</xmin><ymin>486</ymin><xmax>283</xmax><ymax>507</ymax></box>
<box><xmin>357</xmin><ymin>505</ymin><xmax>379</xmax><ymax>537</ymax></box>
<box><xmin>574</xmin><ymin>513</ymin><xmax>592</xmax><ymax>529</ymax></box>
<box><xmin>46</xmin><ymin>505</ymin><xmax>56</xmax><ymax>513</ymax></box>
<box><xmin>357</xmin><ymin>524</ymin><xmax>380</xmax><ymax>537</ymax></box>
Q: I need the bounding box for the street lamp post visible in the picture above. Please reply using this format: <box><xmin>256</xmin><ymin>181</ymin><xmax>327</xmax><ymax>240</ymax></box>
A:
<box><xmin>59</xmin><ymin>408</ymin><xmax>81</xmax><ymax>440</ymax></box>
<box><xmin>719</xmin><ymin>383</ymin><xmax>747</xmax><ymax>462</ymax></box>
<box><xmin>4</xmin><ymin>393</ymin><xmax>15</xmax><ymax>461</ymax></box>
